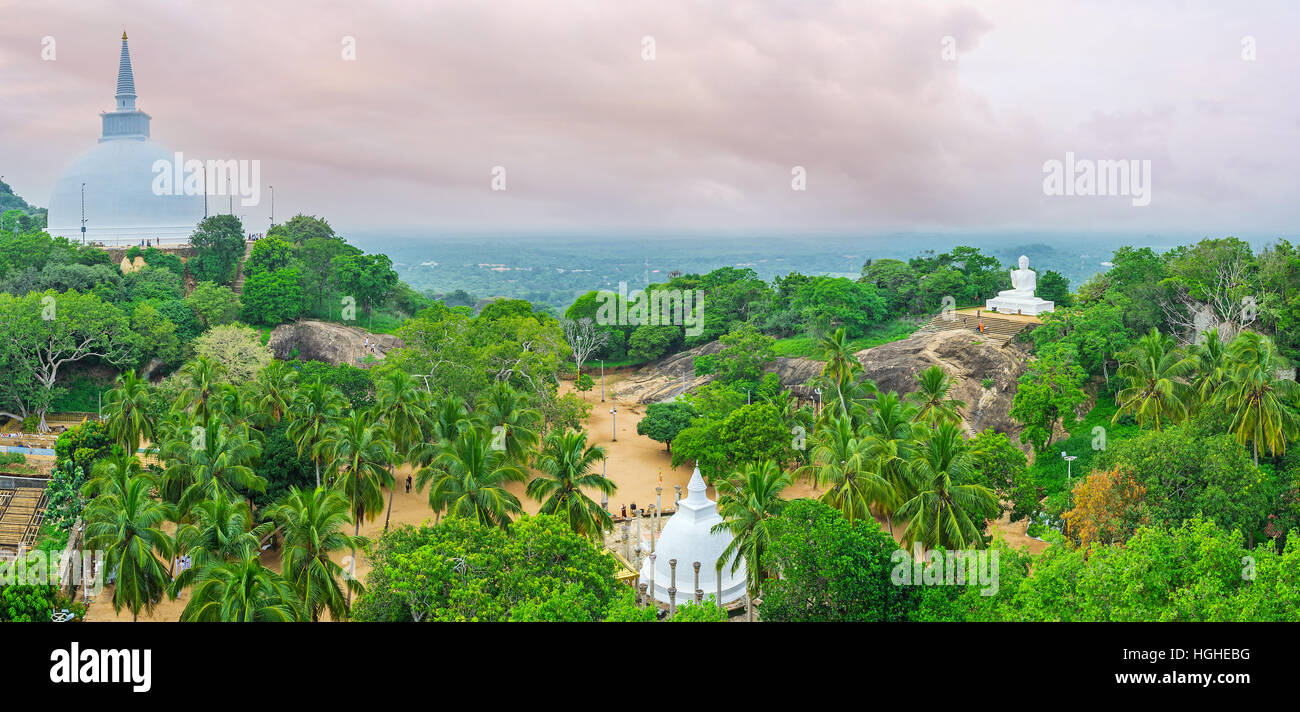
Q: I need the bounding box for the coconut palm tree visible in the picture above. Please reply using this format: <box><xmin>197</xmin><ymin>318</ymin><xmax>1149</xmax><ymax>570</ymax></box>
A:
<box><xmin>81</xmin><ymin>452</ymin><xmax>151</xmax><ymax>500</ymax></box>
<box><xmin>907</xmin><ymin>365</ymin><xmax>966</xmax><ymax>427</ymax></box>
<box><xmin>374</xmin><ymin>370</ymin><xmax>430</xmax><ymax>532</ymax></box>
<box><xmin>161</xmin><ymin>418</ymin><xmax>264</xmax><ymax>510</ymax></box>
<box><xmin>817</xmin><ymin>328</ymin><xmax>861</xmax><ymax>418</ymax></box>
<box><xmin>102</xmin><ymin>369</ymin><xmax>154</xmax><ymax>456</ymax></box>
<box><xmin>285</xmin><ymin>378</ymin><xmax>347</xmax><ymax>488</ymax></box>
<box><xmin>860</xmin><ymin>391</ymin><xmax>922</xmax><ymax>534</ymax></box>
<box><xmin>82</xmin><ymin>474</ymin><xmax>175</xmax><ymax>622</ymax></box>
<box><xmin>474</xmin><ymin>382</ymin><xmax>542</xmax><ymax>463</ymax></box>
<box><xmin>415</xmin><ymin>426</ymin><xmax>525</xmax><ymax>529</ymax></box>
<box><xmin>178</xmin><ymin>555</ymin><xmax>307</xmax><ymax>622</ymax></box>
<box><xmin>528</xmin><ymin>429</ymin><xmax>614</xmax><ymax>540</ymax></box>
<box><xmin>896</xmin><ymin>422</ymin><xmax>998</xmax><ymax>552</ymax></box>
<box><xmin>711</xmin><ymin>459</ymin><xmax>791</xmax><ymax>600</ymax></box>
<box><xmin>171</xmin><ymin>489</ymin><xmax>271</xmax><ymax>575</ymax></box>
<box><xmin>266</xmin><ymin>486</ymin><xmax>367</xmax><ymax>621</ymax></box>
<box><xmin>1188</xmin><ymin>328</ymin><xmax>1231</xmax><ymax>411</ymax></box>
<box><xmin>1216</xmin><ymin>331</ymin><xmax>1300</xmax><ymax>465</ymax></box>
<box><xmin>173</xmin><ymin>356</ymin><xmax>226</xmax><ymax>423</ymax></box>
<box><xmin>1112</xmin><ymin>328</ymin><xmax>1196</xmax><ymax>431</ymax></box>
<box><xmin>246</xmin><ymin>359</ymin><xmax>298</xmax><ymax>428</ymax></box>
<box><xmin>800</xmin><ymin>415</ymin><xmax>895</xmax><ymax>524</ymax></box>
<box><xmin>320</xmin><ymin>410</ymin><xmax>393</xmax><ymax>602</ymax></box>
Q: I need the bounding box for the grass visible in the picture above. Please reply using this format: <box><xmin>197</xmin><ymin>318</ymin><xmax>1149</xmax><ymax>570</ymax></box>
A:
<box><xmin>772</xmin><ymin>319</ymin><xmax>919</xmax><ymax>360</ymax></box>
<box><xmin>1024</xmin><ymin>395</ymin><xmax>1141</xmax><ymax>498</ymax></box>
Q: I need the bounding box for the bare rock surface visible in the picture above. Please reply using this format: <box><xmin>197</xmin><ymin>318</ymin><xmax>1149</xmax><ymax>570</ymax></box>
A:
<box><xmin>267</xmin><ymin>319</ymin><xmax>402</xmax><ymax>367</ymax></box>
<box><xmin>618</xmin><ymin>327</ymin><xmax>1031</xmax><ymax>442</ymax></box>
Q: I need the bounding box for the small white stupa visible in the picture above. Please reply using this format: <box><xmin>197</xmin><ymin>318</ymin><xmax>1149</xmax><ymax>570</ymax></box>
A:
<box><xmin>640</xmin><ymin>464</ymin><xmax>747</xmax><ymax>605</ymax></box>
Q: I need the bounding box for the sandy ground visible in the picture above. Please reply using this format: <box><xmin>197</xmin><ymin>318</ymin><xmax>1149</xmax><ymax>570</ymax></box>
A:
<box><xmin>85</xmin><ymin>372</ymin><xmax>1042</xmax><ymax>621</ymax></box>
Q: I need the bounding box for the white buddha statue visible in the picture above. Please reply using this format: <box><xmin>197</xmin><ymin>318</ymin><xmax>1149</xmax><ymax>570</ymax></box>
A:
<box><xmin>985</xmin><ymin>255</ymin><xmax>1054</xmax><ymax>315</ymax></box>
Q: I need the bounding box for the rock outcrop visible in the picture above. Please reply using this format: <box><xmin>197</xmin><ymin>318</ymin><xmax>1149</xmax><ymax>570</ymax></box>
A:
<box><xmin>266</xmin><ymin>319</ymin><xmax>402</xmax><ymax>367</ymax></box>
<box><xmin>618</xmin><ymin>326</ymin><xmax>1031</xmax><ymax>440</ymax></box>
<box><xmin>854</xmin><ymin>327</ymin><xmax>1031</xmax><ymax>437</ymax></box>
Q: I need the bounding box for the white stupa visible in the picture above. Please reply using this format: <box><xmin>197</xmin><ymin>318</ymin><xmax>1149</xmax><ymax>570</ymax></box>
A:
<box><xmin>640</xmin><ymin>465</ymin><xmax>747</xmax><ymax>605</ymax></box>
<box><xmin>46</xmin><ymin>33</ymin><xmax>204</xmax><ymax>245</ymax></box>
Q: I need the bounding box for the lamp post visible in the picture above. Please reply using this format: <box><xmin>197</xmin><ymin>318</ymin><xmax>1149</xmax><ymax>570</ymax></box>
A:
<box><xmin>268</xmin><ymin>185</ymin><xmax>274</xmax><ymax>228</ymax></box>
<box><xmin>813</xmin><ymin>387</ymin><xmax>822</xmax><ymax>417</ymax></box>
<box><xmin>600</xmin><ymin>458</ymin><xmax>609</xmax><ymax>511</ymax></box>
<box><xmin>1061</xmin><ymin>451</ymin><xmax>1078</xmax><ymax>480</ymax></box>
<box><xmin>80</xmin><ymin>182</ymin><xmax>87</xmax><ymax>245</ymax></box>
<box><xmin>609</xmin><ymin>393</ymin><xmax>617</xmax><ymax>442</ymax></box>
<box><xmin>600</xmin><ymin>360</ymin><xmax>605</xmax><ymax>402</ymax></box>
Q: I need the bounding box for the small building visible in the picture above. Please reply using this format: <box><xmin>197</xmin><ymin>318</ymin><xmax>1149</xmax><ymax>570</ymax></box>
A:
<box><xmin>639</xmin><ymin>465</ymin><xmax>747</xmax><ymax>605</ymax></box>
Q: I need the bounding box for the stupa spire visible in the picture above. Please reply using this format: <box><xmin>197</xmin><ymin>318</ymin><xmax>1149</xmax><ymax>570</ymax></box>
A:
<box><xmin>116</xmin><ymin>32</ymin><xmax>136</xmax><ymax>110</ymax></box>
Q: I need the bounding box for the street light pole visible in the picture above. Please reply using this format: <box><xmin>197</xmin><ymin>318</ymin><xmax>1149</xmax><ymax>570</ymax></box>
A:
<box><xmin>1061</xmin><ymin>451</ymin><xmax>1078</xmax><ymax>480</ymax></box>
<box><xmin>269</xmin><ymin>185</ymin><xmax>274</xmax><ymax>229</ymax></box>
<box><xmin>600</xmin><ymin>360</ymin><xmax>605</xmax><ymax>402</ymax></box>
<box><xmin>80</xmin><ymin>182</ymin><xmax>87</xmax><ymax>245</ymax></box>
<box><xmin>609</xmin><ymin>394</ymin><xmax>617</xmax><ymax>442</ymax></box>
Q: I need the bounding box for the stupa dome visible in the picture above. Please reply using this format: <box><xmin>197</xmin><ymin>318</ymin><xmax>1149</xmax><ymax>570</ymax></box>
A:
<box><xmin>640</xmin><ymin>465</ymin><xmax>747</xmax><ymax>605</ymax></box>
<box><xmin>46</xmin><ymin>33</ymin><xmax>203</xmax><ymax>244</ymax></box>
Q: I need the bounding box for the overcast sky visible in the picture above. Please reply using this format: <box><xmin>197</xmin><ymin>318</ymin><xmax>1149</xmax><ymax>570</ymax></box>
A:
<box><xmin>1</xmin><ymin>0</ymin><xmax>1297</xmax><ymax>237</ymax></box>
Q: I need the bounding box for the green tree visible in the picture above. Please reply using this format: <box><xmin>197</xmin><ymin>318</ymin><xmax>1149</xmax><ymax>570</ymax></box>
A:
<box><xmin>1112</xmin><ymin>328</ymin><xmax>1196</xmax><ymax>431</ymax></box>
<box><xmin>762</xmin><ymin>498</ymin><xmax>918</xmax><ymax>622</ymax></box>
<box><xmin>636</xmin><ymin>401</ymin><xmax>696</xmax><ymax>453</ymax></box>
<box><xmin>188</xmin><ymin>214</ymin><xmax>246</xmax><ymax>285</ymax></box>
<box><xmin>82</xmin><ymin>474</ymin><xmax>175</xmax><ymax>622</ymax></box>
<box><xmin>528</xmin><ymin>429</ymin><xmax>614</xmax><ymax>540</ymax></box>
<box><xmin>1011</xmin><ymin>343</ymin><xmax>1087</xmax><ymax>452</ymax></box>
<box><xmin>896</xmin><ymin>422</ymin><xmax>998</xmax><ymax>551</ymax></box>
<box><xmin>375</xmin><ymin>370</ymin><xmax>430</xmax><ymax>531</ymax></box>
<box><xmin>715</xmin><ymin>323</ymin><xmax>776</xmax><ymax>383</ymax></box>
<box><xmin>415</xmin><ymin>426</ymin><xmax>525</xmax><ymax>528</ymax></box>
<box><xmin>285</xmin><ymin>378</ymin><xmax>347</xmax><ymax>488</ymax></box>
<box><xmin>266</xmin><ymin>486</ymin><xmax>367</xmax><ymax>621</ymax></box>
<box><xmin>179</xmin><ymin>555</ymin><xmax>307</xmax><ymax>622</ymax></box>
<box><xmin>907</xmin><ymin>365</ymin><xmax>966</xmax><ymax>427</ymax></box>
<box><xmin>239</xmin><ymin>267</ymin><xmax>304</xmax><ymax>325</ymax></box>
<box><xmin>712</xmin><ymin>460</ymin><xmax>791</xmax><ymax>599</ymax></box>
<box><xmin>184</xmin><ymin>281</ymin><xmax>241</xmax><ymax>329</ymax></box>
<box><xmin>1216</xmin><ymin>331</ymin><xmax>1300</xmax><ymax>465</ymax></box>
<box><xmin>320</xmin><ymin>410</ymin><xmax>394</xmax><ymax>602</ymax></box>
<box><xmin>102</xmin><ymin>370</ymin><xmax>154</xmax><ymax>455</ymax></box>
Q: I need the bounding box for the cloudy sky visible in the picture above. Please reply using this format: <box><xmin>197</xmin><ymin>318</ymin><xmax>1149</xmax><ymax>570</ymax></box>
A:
<box><xmin>1</xmin><ymin>0</ymin><xmax>1297</xmax><ymax>236</ymax></box>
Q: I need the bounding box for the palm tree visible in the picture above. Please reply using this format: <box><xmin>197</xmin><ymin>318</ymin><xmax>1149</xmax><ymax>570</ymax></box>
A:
<box><xmin>474</xmin><ymin>382</ymin><xmax>542</xmax><ymax>463</ymax></box>
<box><xmin>860</xmin><ymin>392</ymin><xmax>921</xmax><ymax>535</ymax></box>
<box><xmin>172</xmin><ymin>489</ymin><xmax>271</xmax><ymax>576</ymax></box>
<box><xmin>817</xmin><ymin>328</ymin><xmax>861</xmax><ymax>417</ymax></box>
<box><xmin>1112</xmin><ymin>328</ymin><xmax>1196</xmax><ymax>430</ymax></box>
<box><xmin>320</xmin><ymin>410</ymin><xmax>393</xmax><ymax>602</ymax></box>
<box><xmin>1188</xmin><ymin>328</ymin><xmax>1230</xmax><ymax>411</ymax></box>
<box><xmin>266</xmin><ymin>486</ymin><xmax>367</xmax><ymax>621</ymax></box>
<box><xmin>896</xmin><ymin>422</ymin><xmax>998</xmax><ymax>552</ymax></box>
<box><xmin>82</xmin><ymin>474</ymin><xmax>175</xmax><ymax>621</ymax></box>
<box><xmin>1216</xmin><ymin>331</ymin><xmax>1300</xmax><ymax>466</ymax></box>
<box><xmin>179</xmin><ymin>555</ymin><xmax>307</xmax><ymax>622</ymax></box>
<box><xmin>415</xmin><ymin>426</ymin><xmax>525</xmax><ymax>528</ymax></box>
<box><xmin>711</xmin><ymin>460</ymin><xmax>791</xmax><ymax>600</ymax></box>
<box><xmin>907</xmin><ymin>365</ymin><xmax>966</xmax><ymax>426</ymax></box>
<box><xmin>102</xmin><ymin>370</ymin><xmax>154</xmax><ymax>456</ymax></box>
<box><xmin>161</xmin><ymin>419</ymin><xmax>264</xmax><ymax>510</ymax></box>
<box><xmin>246</xmin><ymin>360</ymin><xmax>298</xmax><ymax>427</ymax></box>
<box><xmin>173</xmin><ymin>356</ymin><xmax>226</xmax><ymax>423</ymax></box>
<box><xmin>285</xmin><ymin>378</ymin><xmax>346</xmax><ymax>488</ymax></box>
<box><xmin>528</xmin><ymin>429</ymin><xmax>614</xmax><ymax>540</ymax></box>
<box><xmin>375</xmin><ymin>370</ymin><xmax>430</xmax><ymax>532</ymax></box>
<box><xmin>81</xmin><ymin>452</ymin><xmax>151</xmax><ymax>500</ymax></box>
<box><xmin>800</xmin><ymin>415</ymin><xmax>895</xmax><ymax>524</ymax></box>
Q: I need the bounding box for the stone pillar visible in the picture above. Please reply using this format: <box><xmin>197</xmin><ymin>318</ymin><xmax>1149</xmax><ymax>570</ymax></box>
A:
<box><xmin>623</xmin><ymin>520</ymin><xmax>631</xmax><ymax>562</ymax></box>
<box><xmin>647</xmin><ymin>552</ymin><xmax>656</xmax><ymax>610</ymax></box>
<box><xmin>654</xmin><ymin>486</ymin><xmax>663</xmax><ymax>534</ymax></box>
<box><xmin>715</xmin><ymin>561</ymin><xmax>723</xmax><ymax>605</ymax></box>
<box><xmin>674</xmin><ymin>484</ymin><xmax>682</xmax><ymax>504</ymax></box>
<box><xmin>693</xmin><ymin>561</ymin><xmax>701</xmax><ymax>601</ymax></box>
<box><xmin>668</xmin><ymin>558</ymin><xmax>678</xmax><ymax>617</ymax></box>
<box><xmin>634</xmin><ymin>511</ymin><xmax>642</xmax><ymax>559</ymax></box>
<box><xmin>638</xmin><ymin>582</ymin><xmax>648</xmax><ymax>606</ymax></box>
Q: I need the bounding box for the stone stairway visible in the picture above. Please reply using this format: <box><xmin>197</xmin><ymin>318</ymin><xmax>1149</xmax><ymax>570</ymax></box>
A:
<box><xmin>0</xmin><ymin>487</ymin><xmax>47</xmax><ymax>557</ymax></box>
<box><xmin>230</xmin><ymin>240</ymin><xmax>256</xmax><ymax>295</ymax></box>
<box><xmin>915</xmin><ymin>311</ymin><xmax>1033</xmax><ymax>347</ymax></box>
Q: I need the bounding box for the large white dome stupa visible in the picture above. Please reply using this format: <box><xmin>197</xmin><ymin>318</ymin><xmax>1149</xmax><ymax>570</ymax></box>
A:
<box><xmin>639</xmin><ymin>465</ymin><xmax>747</xmax><ymax>605</ymax></box>
<box><xmin>46</xmin><ymin>33</ymin><xmax>203</xmax><ymax>244</ymax></box>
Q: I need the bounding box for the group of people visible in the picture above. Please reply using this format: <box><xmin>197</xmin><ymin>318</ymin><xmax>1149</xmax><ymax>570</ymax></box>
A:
<box><xmin>173</xmin><ymin>554</ymin><xmax>193</xmax><ymax>573</ymax></box>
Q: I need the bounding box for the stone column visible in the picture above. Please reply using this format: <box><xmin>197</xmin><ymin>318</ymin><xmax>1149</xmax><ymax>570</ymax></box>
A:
<box><xmin>634</xmin><ymin>511</ymin><xmax>642</xmax><ymax>560</ymax></box>
<box><xmin>668</xmin><ymin>558</ymin><xmax>678</xmax><ymax>617</ymax></box>
<box><xmin>674</xmin><ymin>484</ymin><xmax>682</xmax><ymax>504</ymax></box>
<box><xmin>623</xmin><ymin>520</ymin><xmax>631</xmax><ymax>562</ymax></box>
<box><xmin>647</xmin><ymin>552</ymin><xmax>656</xmax><ymax>611</ymax></box>
<box><xmin>692</xmin><ymin>561</ymin><xmax>701</xmax><ymax>602</ymax></box>
<box><xmin>638</xmin><ymin>582</ymin><xmax>648</xmax><ymax>607</ymax></box>
<box><xmin>715</xmin><ymin>561</ymin><xmax>723</xmax><ymax>604</ymax></box>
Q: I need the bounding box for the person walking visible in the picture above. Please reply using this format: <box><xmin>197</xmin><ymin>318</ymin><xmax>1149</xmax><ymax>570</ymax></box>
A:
<box><xmin>405</xmin><ymin>474</ymin><xmax>412</xmax><ymax>494</ymax></box>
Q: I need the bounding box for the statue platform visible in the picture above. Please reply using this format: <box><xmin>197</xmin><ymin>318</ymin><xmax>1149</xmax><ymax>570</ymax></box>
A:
<box><xmin>984</xmin><ymin>294</ymin><xmax>1054</xmax><ymax>316</ymax></box>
